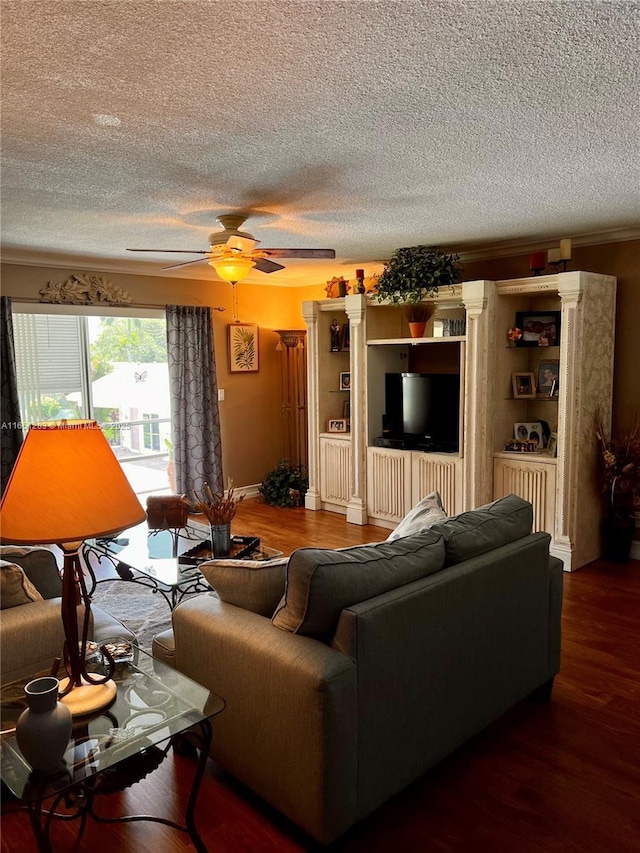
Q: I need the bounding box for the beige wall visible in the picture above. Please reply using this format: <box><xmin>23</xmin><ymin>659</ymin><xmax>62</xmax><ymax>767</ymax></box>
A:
<box><xmin>1</xmin><ymin>263</ymin><xmax>305</xmax><ymax>488</ymax></box>
<box><xmin>2</xmin><ymin>240</ymin><xmax>637</xmax><ymax>489</ymax></box>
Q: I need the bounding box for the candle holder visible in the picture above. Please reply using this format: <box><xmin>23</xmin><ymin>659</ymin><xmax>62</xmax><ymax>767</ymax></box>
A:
<box><xmin>529</xmin><ymin>252</ymin><xmax>546</xmax><ymax>276</ymax></box>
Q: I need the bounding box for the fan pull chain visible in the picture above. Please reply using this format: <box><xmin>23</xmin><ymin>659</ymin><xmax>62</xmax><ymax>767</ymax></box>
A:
<box><xmin>231</xmin><ymin>283</ymin><xmax>240</xmax><ymax>323</ymax></box>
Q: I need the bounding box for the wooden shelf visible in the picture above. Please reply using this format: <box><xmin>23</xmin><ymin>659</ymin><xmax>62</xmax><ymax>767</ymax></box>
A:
<box><xmin>368</xmin><ymin>336</ymin><xmax>465</xmax><ymax>346</ymax></box>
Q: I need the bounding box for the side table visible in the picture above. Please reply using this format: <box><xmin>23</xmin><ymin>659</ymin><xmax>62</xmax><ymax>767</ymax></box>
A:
<box><xmin>1</xmin><ymin>647</ymin><xmax>225</xmax><ymax>852</ymax></box>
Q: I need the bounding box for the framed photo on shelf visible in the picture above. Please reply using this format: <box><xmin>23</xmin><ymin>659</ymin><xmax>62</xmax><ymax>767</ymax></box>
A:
<box><xmin>339</xmin><ymin>372</ymin><xmax>351</xmax><ymax>391</ymax></box>
<box><xmin>341</xmin><ymin>323</ymin><xmax>350</xmax><ymax>351</ymax></box>
<box><xmin>514</xmin><ymin>421</ymin><xmax>544</xmax><ymax>448</ymax></box>
<box><xmin>536</xmin><ymin>360</ymin><xmax>560</xmax><ymax>396</ymax></box>
<box><xmin>328</xmin><ymin>418</ymin><xmax>349</xmax><ymax>433</ymax></box>
<box><xmin>512</xmin><ymin>372</ymin><xmax>537</xmax><ymax>399</ymax></box>
<box><xmin>228</xmin><ymin>323</ymin><xmax>259</xmax><ymax>373</ymax></box>
<box><xmin>514</xmin><ymin>311</ymin><xmax>561</xmax><ymax>347</ymax></box>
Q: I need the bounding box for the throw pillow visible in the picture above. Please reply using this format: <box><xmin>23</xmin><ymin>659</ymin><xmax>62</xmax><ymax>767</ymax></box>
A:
<box><xmin>199</xmin><ymin>558</ymin><xmax>289</xmax><ymax>617</ymax></box>
<box><xmin>429</xmin><ymin>494</ymin><xmax>534</xmax><ymax>565</ymax></box>
<box><xmin>386</xmin><ymin>490</ymin><xmax>447</xmax><ymax>541</ymax></box>
<box><xmin>0</xmin><ymin>545</ymin><xmax>62</xmax><ymax>599</ymax></box>
<box><xmin>272</xmin><ymin>531</ymin><xmax>445</xmax><ymax>638</ymax></box>
<box><xmin>0</xmin><ymin>560</ymin><xmax>44</xmax><ymax>609</ymax></box>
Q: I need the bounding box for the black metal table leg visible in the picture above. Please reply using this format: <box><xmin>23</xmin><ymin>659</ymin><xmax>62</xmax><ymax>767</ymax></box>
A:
<box><xmin>182</xmin><ymin>719</ymin><xmax>213</xmax><ymax>853</ymax></box>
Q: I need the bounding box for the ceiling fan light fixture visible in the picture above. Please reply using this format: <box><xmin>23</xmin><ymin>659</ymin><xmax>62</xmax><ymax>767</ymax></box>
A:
<box><xmin>208</xmin><ymin>255</ymin><xmax>256</xmax><ymax>283</ymax></box>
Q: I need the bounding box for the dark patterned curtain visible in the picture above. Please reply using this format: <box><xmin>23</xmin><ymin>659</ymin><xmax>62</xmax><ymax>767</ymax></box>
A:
<box><xmin>165</xmin><ymin>305</ymin><xmax>222</xmax><ymax>498</ymax></box>
<box><xmin>1</xmin><ymin>296</ymin><xmax>23</xmax><ymax>494</ymax></box>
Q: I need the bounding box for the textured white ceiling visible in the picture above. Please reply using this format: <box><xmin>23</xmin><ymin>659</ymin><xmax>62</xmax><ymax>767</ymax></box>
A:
<box><xmin>1</xmin><ymin>0</ymin><xmax>639</xmax><ymax>287</ymax></box>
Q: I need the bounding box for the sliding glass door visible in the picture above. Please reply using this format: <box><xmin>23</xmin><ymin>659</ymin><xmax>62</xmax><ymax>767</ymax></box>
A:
<box><xmin>12</xmin><ymin>306</ymin><xmax>173</xmax><ymax>498</ymax></box>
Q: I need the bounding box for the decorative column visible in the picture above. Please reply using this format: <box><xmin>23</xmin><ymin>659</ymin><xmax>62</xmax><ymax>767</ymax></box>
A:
<box><xmin>301</xmin><ymin>302</ymin><xmax>322</xmax><ymax>510</ymax></box>
<box><xmin>344</xmin><ymin>294</ymin><xmax>368</xmax><ymax>524</ymax></box>
<box><xmin>274</xmin><ymin>329</ymin><xmax>308</xmax><ymax>469</ymax></box>
<box><xmin>555</xmin><ymin>271</ymin><xmax>616</xmax><ymax>569</ymax></box>
<box><xmin>461</xmin><ymin>280</ymin><xmax>496</xmax><ymax>510</ymax></box>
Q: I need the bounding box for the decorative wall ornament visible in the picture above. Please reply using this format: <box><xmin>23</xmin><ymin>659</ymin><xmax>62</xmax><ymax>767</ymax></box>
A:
<box><xmin>39</xmin><ymin>273</ymin><xmax>132</xmax><ymax>305</ymax></box>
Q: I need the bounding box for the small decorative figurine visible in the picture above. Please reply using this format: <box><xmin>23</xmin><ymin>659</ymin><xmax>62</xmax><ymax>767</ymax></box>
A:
<box><xmin>330</xmin><ymin>319</ymin><xmax>341</xmax><ymax>351</ymax></box>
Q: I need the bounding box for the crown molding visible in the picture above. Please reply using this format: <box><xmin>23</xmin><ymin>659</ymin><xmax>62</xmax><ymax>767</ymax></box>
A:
<box><xmin>2</xmin><ymin>226</ymin><xmax>639</xmax><ymax>279</ymax></box>
<box><xmin>456</xmin><ymin>226</ymin><xmax>640</xmax><ymax>261</ymax></box>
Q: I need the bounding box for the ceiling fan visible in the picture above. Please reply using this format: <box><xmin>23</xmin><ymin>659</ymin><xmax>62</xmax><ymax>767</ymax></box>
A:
<box><xmin>127</xmin><ymin>214</ymin><xmax>336</xmax><ymax>283</ymax></box>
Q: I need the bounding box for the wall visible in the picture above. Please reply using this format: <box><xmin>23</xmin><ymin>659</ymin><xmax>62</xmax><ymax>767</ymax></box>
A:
<box><xmin>1</xmin><ymin>263</ymin><xmax>305</xmax><ymax>489</ymax></box>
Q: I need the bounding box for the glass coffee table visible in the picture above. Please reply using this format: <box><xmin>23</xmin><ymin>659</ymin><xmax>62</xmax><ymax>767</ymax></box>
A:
<box><xmin>83</xmin><ymin>524</ymin><xmax>212</xmax><ymax>610</ymax></box>
<box><xmin>83</xmin><ymin>522</ymin><xmax>284</xmax><ymax>610</ymax></box>
<box><xmin>1</xmin><ymin>647</ymin><xmax>225</xmax><ymax>852</ymax></box>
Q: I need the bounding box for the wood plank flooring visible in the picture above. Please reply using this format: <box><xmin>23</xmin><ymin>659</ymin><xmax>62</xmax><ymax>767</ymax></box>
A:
<box><xmin>2</xmin><ymin>500</ymin><xmax>639</xmax><ymax>852</ymax></box>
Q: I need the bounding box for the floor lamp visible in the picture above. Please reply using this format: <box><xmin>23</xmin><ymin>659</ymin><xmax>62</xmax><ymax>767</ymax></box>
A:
<box><xmin>0</xmin><ymin>420</ymin><xmax>146</xmax><ymax>715</ymax></box>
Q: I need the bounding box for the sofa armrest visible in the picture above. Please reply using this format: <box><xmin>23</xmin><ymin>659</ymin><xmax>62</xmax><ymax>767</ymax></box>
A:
<box><xmin>1</xmin><ymin>598</ymin><xmax>67</xmax><ymax>682</ymax></box>
<box><xmin>170</xmin><ymin>593</ymin><xmax>358</xmax><ymax>844</ymax></box>
<box><xmin>1</xmin><ymin>599</ymin><xmax>136</xmax><ymax>684</ymax></box>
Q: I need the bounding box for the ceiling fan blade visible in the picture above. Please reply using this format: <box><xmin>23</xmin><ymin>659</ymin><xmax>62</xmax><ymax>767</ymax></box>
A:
<box><xmin>127</xmin><ymin>248</ymin><xmax>210</xmax><ymax>254</ymax></box>
<box><xmin>253</xmin><ymin>258</ymin><xmax>286</xmax><ymax>274</ymax></box>
<box><xmin>162</xmin><ymin>257</ymin><xmax>210</xmax><ymax>270</ymax></box>
<box><xmin>262</xmin><ymin>248</ymin><xmax>336</xmax><ymax>259</ymax></box>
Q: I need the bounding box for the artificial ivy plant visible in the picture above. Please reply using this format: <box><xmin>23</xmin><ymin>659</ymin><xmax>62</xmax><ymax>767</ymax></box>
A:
<box><xmin>374</xmin><ymin>245</ymin><xmax>462</xmax><ymax>320</ymax></box>
<box><xmin>259</xmin><ymin>459</ymin><xmax>309</xmax><ymax>507</ymax></box>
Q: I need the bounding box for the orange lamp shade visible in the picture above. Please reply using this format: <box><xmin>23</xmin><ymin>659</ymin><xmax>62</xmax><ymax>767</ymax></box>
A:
<box><xmin>0</xmin><ymin>420</ymin><xmax>146</xmax><ymax>544</ymax></box>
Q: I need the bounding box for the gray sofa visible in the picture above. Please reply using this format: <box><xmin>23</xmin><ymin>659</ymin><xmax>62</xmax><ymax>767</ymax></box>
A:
<box><xmin>1</xmin><ymin>545</ymin><xmax>136</xmax><ymax>683</ymax></box>
<box><xmin>153</xmin><ymin>495</ymin><xmax>563</xmax><ymax>844</ymax></box>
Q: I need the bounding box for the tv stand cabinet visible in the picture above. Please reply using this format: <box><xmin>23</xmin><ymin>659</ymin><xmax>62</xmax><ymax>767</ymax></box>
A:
<box><xmin>303</xmin><ymin>271</ymin><xmax>616</xmax><ymax>570</ymax></box>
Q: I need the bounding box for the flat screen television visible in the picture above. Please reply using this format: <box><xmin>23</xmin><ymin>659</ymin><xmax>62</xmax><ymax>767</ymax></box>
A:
<box><xmin>382</xmin><ymin>372</ymin><xmax>460</xmax><ymax>452</ymax></box>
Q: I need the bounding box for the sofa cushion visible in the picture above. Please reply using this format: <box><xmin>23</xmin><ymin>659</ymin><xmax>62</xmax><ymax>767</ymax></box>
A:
<box><xmin>0</xmin><ymin>546</ymin><xmax>62</xmax><ymax>599</ymax></box>
<box><xmin>386</xmin><ymin>490</ymin><xmax>447</xmax><ymax>541</ymax></box>
<box><xmin>429</xmin><ymin>494</ymin><xmax>533</xmax><ymax>565</ymax></box>
<box><xmin>200</xmin><ymin>558</ymin><xmax>289</xmax><ymax>617</ymax></box>
<box><xmin>272</xmin><ymin>532</ymin><xmax>445</xmax><ymax>638</ymax></box>
<box><xmin>0</xmin><ymin>560</ymin><xmax>44</xmax><ymax>608</ymax></box>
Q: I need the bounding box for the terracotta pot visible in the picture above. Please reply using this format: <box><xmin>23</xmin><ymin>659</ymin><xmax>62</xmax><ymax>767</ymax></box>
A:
<box><xmin>408</xmin><ymin>321</ymin><xmax>427</xmax><ymax>338</ymax></box>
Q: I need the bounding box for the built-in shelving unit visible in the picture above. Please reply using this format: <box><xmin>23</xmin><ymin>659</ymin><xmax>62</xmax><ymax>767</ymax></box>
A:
<box><xmin>303</xmin><ymin>272</ymin><xmax>617</xmax><ymax>571</ymax></box>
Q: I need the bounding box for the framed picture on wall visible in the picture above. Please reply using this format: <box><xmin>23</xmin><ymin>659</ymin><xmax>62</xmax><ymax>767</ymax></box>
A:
<box><xmin>228</xmin><ymin>323</ymin><xmax>259</xmax><ymax>373</ymax></box>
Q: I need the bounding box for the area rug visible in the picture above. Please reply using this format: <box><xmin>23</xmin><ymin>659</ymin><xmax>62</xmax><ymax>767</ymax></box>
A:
<box><xmin>91</xmin><ymin>581</ymin><xmax>203</xmax><ymax>652</ymax></box>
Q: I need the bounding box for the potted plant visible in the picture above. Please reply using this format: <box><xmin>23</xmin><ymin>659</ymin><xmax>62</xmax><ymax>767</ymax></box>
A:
<box><xmin>374</xmin><ymin>245</ymin><xmax>462</xmax><ymax>337</ymax></box>
<box><xmin>183</xmin><ymin>480</ymin><xmax>245</xmax><ymax>557</ymax></box>
<box><xmin>164</xmin><ymin>437</ymin><xmax>175</xmax><ymax>490</ymax></box>
<box><xmin>594</xmin><ymin>412</ymin><xmax>640</xmax><ymax>562</ymax></box>
<box><xmin>259</xmin><ymin>459</ymin><xmax>309</xmax><ymax>507</ymax></box>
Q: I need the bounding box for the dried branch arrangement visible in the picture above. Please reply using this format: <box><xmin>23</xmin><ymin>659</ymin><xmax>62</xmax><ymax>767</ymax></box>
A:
<box><xmin>185</xmin><ymin>481</ymin><xmax>245</xmax><ymax>525</ymax></box>
<box><xmin>594</xmin><ymin>411</ymin><xmax>640</xmax><ymax>506</ymax></box>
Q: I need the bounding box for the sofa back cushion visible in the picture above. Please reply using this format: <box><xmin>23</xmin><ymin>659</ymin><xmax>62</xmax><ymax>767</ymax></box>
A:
<box><xmin>199</xmin><ymin>558</ymin><xmax>288</xmax><ymax>617</ymax></box>
<box><xmin>1</xmin><ymin>560</ymin><xmax>44</xmax><ymax>608</ymax></box>
<box><xmin>272</xmin><ymin>532</ymin><xmax>445</xmax><ymax>638</ymax></box>
<box><xmin>0</xmin><ymin>546</ymin><xmax>62</xmax><ymax>599</ymax></box>
<box><xmin>429</xmin><ymin>494</ymin><xmax>533</xmax><ymax>565</ymax></box>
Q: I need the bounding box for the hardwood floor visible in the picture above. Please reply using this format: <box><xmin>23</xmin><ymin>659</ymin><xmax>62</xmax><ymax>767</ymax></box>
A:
<box><xmin>2</xmin><ymin>500</ymin><xmax>639</xmax><ymax>852</ymax></box>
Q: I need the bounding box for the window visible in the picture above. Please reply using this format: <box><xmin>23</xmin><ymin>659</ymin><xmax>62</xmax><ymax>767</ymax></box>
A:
<box><xmin>143</xmin><ymin>413</ymin><xmax>161</xmax><ymax>451</ymax></box>
<box><xmin>12</xmin><ymin>306</ymin><xmax>172</xmax><ymax>498</ymax></box>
